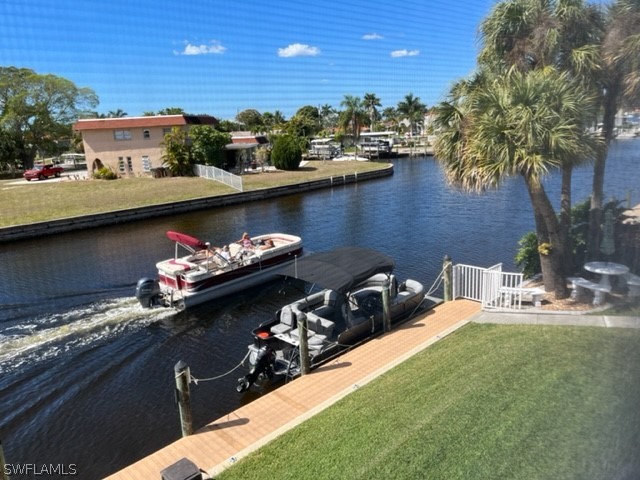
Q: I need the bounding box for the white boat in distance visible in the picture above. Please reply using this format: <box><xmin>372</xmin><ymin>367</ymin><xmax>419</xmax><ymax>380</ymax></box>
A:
<box><xmin>135</xmin><ymin>231</ymin><xmax>303</xmax><ymax>310</ymax></box>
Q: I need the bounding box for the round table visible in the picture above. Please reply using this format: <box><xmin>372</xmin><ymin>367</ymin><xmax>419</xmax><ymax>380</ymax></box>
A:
<box><xmin>583</xmin><ymin>261</ymin><xmax>630</xmax><ymax>289</ymax></box>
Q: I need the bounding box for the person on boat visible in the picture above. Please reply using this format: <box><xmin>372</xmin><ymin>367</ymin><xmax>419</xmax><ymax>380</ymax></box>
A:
<box><xmin>237</xmin><ymin>232</ymin><xmax>254</xmax><ymax>250</ymax></box>
<box><xmin>217</xmin><ymin>245</ymin><xmax>231</xmax><ymax>261</ymax></box>
<box><xmin>258</xmin><ymin>239</ymin><xmax>275</xmax><ymax>250</ymax></box>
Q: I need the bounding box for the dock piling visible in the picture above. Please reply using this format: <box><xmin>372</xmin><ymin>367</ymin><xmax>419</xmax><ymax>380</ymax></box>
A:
<box><xmin>174</xmin><ymin>361</ymin><xmax>194</xmax><ymax>437</ymax></box>
<box><xmin>443</xmin><ymin>255</ymin><xmax>453</xmax><ymax>302</ymax></box>
<box><xmin>382</xmin><ymin>282</ymin><xmax>391</xmax><ymax>332</ymax></box>
<box><xmin>297</xmin><ymin>312</ymin><xmax>310</xmax><ymax>375</ymax></box>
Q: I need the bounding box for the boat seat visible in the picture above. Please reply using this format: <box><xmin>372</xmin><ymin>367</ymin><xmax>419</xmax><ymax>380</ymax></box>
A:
<box><xmin>312</xmin><ymin>305</ymin><xmax>334</xmax><ymax>319</ymax></box>
<box><xmin>271</xmin><ymin>305</ymin><xmax>296</xmax><ymax>335</ymax></box>
<box><xmin>324</xmin><ymin>290</ymin><xmax>338</xmax><ymax>307</ymax></box>
<box><xmin>306</xmin><ymin>312</ymin><xmax>335</xmax><ymax>337</ymax></box>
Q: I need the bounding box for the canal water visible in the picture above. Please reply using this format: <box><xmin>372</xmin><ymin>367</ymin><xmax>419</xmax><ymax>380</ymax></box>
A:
<box><xmin>1</xmin><ymin>141</ymin><xmax>638</xmax><ymax>479</ymax></box>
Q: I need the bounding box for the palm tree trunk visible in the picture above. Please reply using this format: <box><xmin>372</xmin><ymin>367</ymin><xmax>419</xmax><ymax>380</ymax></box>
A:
<box><xmin>524</xmin><ymin>174</ymin><xmax>569</xmax><ymax>299</ymax></box>
<box><xmin>588</xmin><ymin>81</ymin><xmax>619</xmax><ymax>260</ymax></box>
<box><xmin>559</xmin><ymin>162</ymin><xmax>573</xmax><ymax>276</ymax></box>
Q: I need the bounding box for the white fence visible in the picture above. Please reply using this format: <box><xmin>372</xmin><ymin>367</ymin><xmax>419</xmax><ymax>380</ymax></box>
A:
<box><xmin>193</xmin><ymin>164</ymin><xmax>243</xmax><ymax>191</ymax></box>
<box><xmin>453</xmin><ymin>263</ymin><xmax>526</xmax><ymax>310</ymax></box>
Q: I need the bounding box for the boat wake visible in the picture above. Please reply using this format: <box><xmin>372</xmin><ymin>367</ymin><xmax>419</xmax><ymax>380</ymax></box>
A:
<box><xmin>0</xmin><ymin>297</ymin><xmax>174</xmax><ymax>373</ymax></box>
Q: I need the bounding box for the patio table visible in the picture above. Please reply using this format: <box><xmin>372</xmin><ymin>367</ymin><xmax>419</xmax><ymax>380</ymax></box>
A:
<box><xmin>583</xmin><ymin>261</ymin><xmax>630</xmax><ymax>289</ymax></box>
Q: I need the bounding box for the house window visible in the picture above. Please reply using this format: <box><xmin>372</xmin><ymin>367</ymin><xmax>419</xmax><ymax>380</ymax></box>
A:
<box><xmin>114</xmin><ymin>130</ymin><xmax>132</xmax><ymax>140</ymax></box>
<box><xmin>142</xmin><ymin>156</ymin><xmax>151</xmax><ymax>172</ymax></box>
<box><xmin>118</xmin><ymin>157</ymin><xmax>126</xmax><ymax>173</ymax></box>
<box><xmin>127</xmin><ymin>157</ymin><xmax>133</xmax><ymax>171</ymax></box>
<box><xmin>143</xmin><ymin>129</ymin><xmax>150</xmax><ymax>139</ymax></box>
<box><xmin>162</xmin><ymin>128</ymin><xmax>172</xmax><ymax>136</ymax></box>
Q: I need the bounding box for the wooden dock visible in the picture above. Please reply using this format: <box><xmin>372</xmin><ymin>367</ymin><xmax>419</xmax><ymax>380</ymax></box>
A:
<box><xmin>106</xmin><ymin>299</ymin><xmax>480</xmax><ymax>479</ymax></box>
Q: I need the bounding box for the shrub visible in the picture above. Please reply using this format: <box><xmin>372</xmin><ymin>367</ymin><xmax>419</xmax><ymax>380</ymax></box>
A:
<box><xmin>515</xmin><ymin>231</ymin><xmax>541</xmax><ymax>279</ymax></box>
<box><xmin>92</xmin><ymin>166</ymin><xmax>118</xmax><ymax>180</ymax></box>
<box><xmin>271</xmin><ymin>134</ymin><xmax>302</xmax><ymax>171</ymax></box>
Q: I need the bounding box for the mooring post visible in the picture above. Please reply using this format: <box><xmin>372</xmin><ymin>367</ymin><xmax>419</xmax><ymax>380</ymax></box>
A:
<box><xmin>443</xmin><ymin>255</ymin><xmax>453</xmax><ymax>302</ymax></box>
<box><xmin>297</xmin><ymin>312</ymin><xmax>310</xmax><ymax>375</ymax></box>
<box><xmin>1</xmin><ymin>439</ymin><xmax>8</xmax><ymax>480</ymax></box>
<box><xmin>382</xmin><ymin>281</ymin><xmax>391</xmax><ymax>332</ymax></box>
<box><xmin>174</xmin><ymin>360</ymin><xmax>193</xmax><ymax>437</ymax></box>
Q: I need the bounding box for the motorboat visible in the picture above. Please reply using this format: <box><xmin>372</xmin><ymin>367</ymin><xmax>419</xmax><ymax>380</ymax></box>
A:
<box><xmin>135</xmin><ymin>231</ymin><xmax>303</xmax><ymax>310</ymax></box>
<box><xmin>236</xmin><ymin>247</ymin><xmax>438</xmax><ymax>392</ymax></box>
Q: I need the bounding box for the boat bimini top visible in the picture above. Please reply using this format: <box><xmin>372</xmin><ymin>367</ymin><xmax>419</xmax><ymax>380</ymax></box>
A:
<box><xmin>278</xmin><ymin>247</ymin><xmax>395</xmax><ymax>294</ymax></box>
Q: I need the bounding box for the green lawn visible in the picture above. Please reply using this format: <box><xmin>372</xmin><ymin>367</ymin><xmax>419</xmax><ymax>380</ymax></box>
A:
<box><xmin>218</xmin><ymin>324</ymin><xmax>640</xmax><ymax>480</ymax></box>
<box><xmin>0</xmin><ymin>161</ymin><xmax>388</xmax><ymax>227</ymax></box>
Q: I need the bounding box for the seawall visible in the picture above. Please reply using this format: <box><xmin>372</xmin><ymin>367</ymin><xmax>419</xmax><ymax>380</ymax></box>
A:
<box><xmin>0</xmin><ymin>165</ymin><xmax>393</xmax><ymax>243</ymax></box>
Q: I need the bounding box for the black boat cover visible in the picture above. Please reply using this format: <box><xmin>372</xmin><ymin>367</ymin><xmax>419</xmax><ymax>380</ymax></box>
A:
<box><xmin>278</xmin><ymin>247</ymin><xmax>395</xmax><ymax>294</ymax></box>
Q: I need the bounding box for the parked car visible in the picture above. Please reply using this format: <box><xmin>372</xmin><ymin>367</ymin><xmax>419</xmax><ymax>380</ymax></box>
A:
<box><xmin>23</xmin><ymin>164</ymin><xmax>65</xmax><ymax>181</ymax></box>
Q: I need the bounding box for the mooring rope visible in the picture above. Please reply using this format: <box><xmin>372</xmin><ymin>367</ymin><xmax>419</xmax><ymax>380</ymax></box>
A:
<box><xmin>190</xmin><ymin>349</ymin><xmax>251</xmax><ymax>385</ymax></box>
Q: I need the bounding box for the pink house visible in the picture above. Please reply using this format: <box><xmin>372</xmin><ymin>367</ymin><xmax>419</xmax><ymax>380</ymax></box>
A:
<box><xmin>73</xmin><ymin>115</ymin><xmax>219</xmax><ymax>176</ymax></box>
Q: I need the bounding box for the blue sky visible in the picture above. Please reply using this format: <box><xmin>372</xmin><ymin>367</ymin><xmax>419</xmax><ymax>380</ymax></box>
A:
<box><xmin>2</xmin><ymin>0</ymin><xmax>498</xmax><ymax>120</ymax></box>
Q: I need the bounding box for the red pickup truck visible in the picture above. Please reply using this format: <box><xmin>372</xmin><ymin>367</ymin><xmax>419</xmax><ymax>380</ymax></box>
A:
<box><xmin>23</xmin><ymin>164</ymin><xmax>65</xmax><ymax>181</ymax></box>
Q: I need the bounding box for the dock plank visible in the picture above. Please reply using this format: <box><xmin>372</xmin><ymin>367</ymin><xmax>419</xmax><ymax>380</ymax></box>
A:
<box><xmin>105</xmin><ymin>299</ymin><xmax>480</xmax><ymax>479</ymax></box>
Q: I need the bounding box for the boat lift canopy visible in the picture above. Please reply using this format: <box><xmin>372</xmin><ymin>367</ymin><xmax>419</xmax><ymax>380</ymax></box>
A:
<box><xmin>279</xmin><ymin>247</ymin><xmax>394</xmax><ymax>294</ymax></box>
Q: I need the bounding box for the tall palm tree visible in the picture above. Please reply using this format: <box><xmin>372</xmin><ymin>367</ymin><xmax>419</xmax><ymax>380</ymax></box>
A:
<box><xmin>363</xmin><ymin>93</ymin><xmax>381</xmax><ymax>131</ymax></box>
<box><xmin>478</xmin><ymin>0</ymin><xmax>605</xmax><ymax>270</ymax></box>
<box><xmin>339</xmin><ymin>95</ymin><xmax>367</xmax><ymax>145</ymax></box>
<box><xmin>587</xmin><ymin>0</ymin><xmax>640</xmax><ymax>258</ymax></box>
<box><xmin>396</xmin><ymin>93</ymin><xmax>426</xmax><ymax>136</ymax></box>
<box><xmin>434</xmin><ymin>68</ymin><xmax>598</xmax><ymax>298</ymax></box>
<box><xmin>319</xmin><ymin>104</ymin><xmax>337</xmax><ymax>131</ymax></box>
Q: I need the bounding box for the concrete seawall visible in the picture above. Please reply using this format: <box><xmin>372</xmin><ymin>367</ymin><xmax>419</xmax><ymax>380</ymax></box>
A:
<box><xmin>0</xmin><ymin>165</ymin><xmax>393</xmax><ymax>243</ymax></box>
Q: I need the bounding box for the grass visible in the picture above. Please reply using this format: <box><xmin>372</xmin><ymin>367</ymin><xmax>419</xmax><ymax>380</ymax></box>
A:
<box><xmin>217</xmin><ymin>324</ymin><xmax>640</xmax><ymax>480</ymax></box>
<box><xmin>0</xmin><ymin>161</ymin><xmax>388</xmax><ymax>227</ymax></box>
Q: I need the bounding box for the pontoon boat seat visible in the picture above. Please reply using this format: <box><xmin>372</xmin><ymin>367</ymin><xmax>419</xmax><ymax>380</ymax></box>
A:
<box><xmin>271</xmin><ymin>305</ymin><xmax>296</xmax><ymax>335</ymax></box>
<box><xmin>396</xmin><ymin>279</ymin><xmax>423</xmax><ymax>303</ymax></box>
<box><xmin>306</xmin><ymin>312</ymin><xmax>335</xmax><ymax>337</ymax></box>
<box><xmin>311</xmin><ymin>290</ymin><xmax>338</xmax><ymax>319</ymax></box>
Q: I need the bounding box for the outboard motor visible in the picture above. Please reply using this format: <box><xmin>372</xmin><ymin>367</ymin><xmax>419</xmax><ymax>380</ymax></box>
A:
<box><xmin>135</xmin><ymin>278</ymin><xmax>163</xmax><ymax>308</ymax></box>
<box><xmin>236</xmin><ymin>345</ymin><xmax>275</xmax><ymax>393</ymax></box>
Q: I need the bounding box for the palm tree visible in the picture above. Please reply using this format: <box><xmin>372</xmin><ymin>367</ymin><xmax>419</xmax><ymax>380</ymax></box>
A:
<box><xmin>479</xmin><ymin>0</ymin><xmax>640</xmax><ymax>260</ymax></box>
<box><xmin>161</xmin><ymin>127</ymin><xmax>192</xmax><ymax>176</ymax></box>
<box><xmin>478</xmin><ymin>0</ymin><xmax>605</xmax><ymax>271</ymax></box>
<box><xmin>107</xmin><ymin>108</ymin><xmax>128</xmax><ymax>118</ymax></box>
<box><xmin>319</xmin><ymin>104</ymin><xmax>337</xmax><ymax>131</ymax></box>
<box><xmin>587</xmin><ymin>0</ymin><xmax>640</xmax><ymax>258</ymax></box>
<box><xmin>381</xmin><ymin>107</ymin><xmax>398</xmax><ymax>131</ymax></box>
<box><xmin>363</xmin><ymin>93</ymin><xmax>382</xmax><ymax>131</ymax></box>
<box><xmin>339</xmin><ymin>95</ymin><xmax>367</xmax><ymax>145</ymax></box>
<box><xmin>434</xmin><ymin>68</ymin><xmax>598</xmax><ymax>299</ymax></box>
<box><xmin>396</xmin><ymin>93</ymin><xmax>426</xmax><ymax>136</ymax></box>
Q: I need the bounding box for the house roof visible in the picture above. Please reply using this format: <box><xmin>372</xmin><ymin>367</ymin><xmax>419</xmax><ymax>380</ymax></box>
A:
<box><xmin>231</xmin><ymin>132</ymin><xmax>269</xmax><ymax>144</ymax></box>
<box><xmin>73</xmin><ymin>115</ymin><xmax>218</xmax><ymax>131</ymax></box>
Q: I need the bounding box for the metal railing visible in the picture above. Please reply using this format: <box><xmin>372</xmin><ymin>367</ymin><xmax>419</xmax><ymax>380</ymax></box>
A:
<box><xmin>453</xmin><ymin>263</ymin><xmax>525</xmax><ymax>310</ymax></box>
<box><xmin>193</xmin><ymin>164</ymin><xmax>243</xmax><ymax>191</ymax></box>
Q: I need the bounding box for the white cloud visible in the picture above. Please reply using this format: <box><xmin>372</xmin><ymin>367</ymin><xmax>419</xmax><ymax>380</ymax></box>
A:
<box><xmin>176</xmin><ymin>41</ymin><xmax>226</xmax><ymax>56</ymax></box>
<box><xmin>391</xmin><ymin>49</ymin><xmax>420</xmax><ymax>57</ymax></box>
<box><xmin>362</xmin><ymin>33</ymin><xmax>384</xmax><ymax>40</ymax></box>
<box><xmin>278</xmin><ymin>43</ymin><xmax>321</xmax><ymax>58</ymax></box>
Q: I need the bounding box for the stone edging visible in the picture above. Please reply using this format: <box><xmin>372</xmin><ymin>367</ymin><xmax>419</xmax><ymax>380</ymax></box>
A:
<box><xmin>0</xmin><ymin>165</ymin><xmax>393</xmax><ymax>243</ymax></box>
